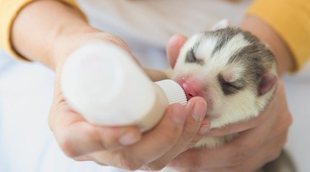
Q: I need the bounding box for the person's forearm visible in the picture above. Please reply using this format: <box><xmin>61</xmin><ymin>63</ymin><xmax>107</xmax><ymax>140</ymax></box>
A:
<box><xmin>241</xmin><ymin>15</ymin><xmax>294</xmax><ymax>76</ymax></box>
<box><xmin>11</xmin><ymin>0</ymin><xmax>94</xmax><ymax>69</ymax></box>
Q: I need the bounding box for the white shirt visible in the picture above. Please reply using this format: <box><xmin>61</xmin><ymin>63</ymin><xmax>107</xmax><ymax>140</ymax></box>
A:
<box><xmin>77</xmin><ymin>0</ymin><xmax>251</xmax><ymax>68</ymax></box>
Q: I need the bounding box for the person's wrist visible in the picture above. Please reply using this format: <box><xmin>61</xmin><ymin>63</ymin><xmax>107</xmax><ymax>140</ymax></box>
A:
<box><xmin>50</xmin><ymin>26</ymin><xmax>98</xmax><ymax>70</ymax></box>
<box><xmin>241</xmin><ymin>15</ymin><xmax>294</xmax><ymax>76</ymax></box>
<box><xmin>51</xmin><ymin>27</ymin><xmax>130</xmax><ymax>70</ymax></box>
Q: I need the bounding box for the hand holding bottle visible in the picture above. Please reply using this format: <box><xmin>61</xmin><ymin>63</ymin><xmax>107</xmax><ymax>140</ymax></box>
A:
<box><xmin>49</xmin><ymin>32</ymin><xmax>208</xmax><ymax>170</ymax></box>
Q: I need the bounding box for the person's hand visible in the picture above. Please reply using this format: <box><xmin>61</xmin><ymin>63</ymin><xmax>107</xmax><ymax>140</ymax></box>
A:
<box><xmin>48</xmin><ymin>31</ymin><xmax>209</xmax><ymax>171</ymax></box>
<box><xmin>165</xmin><ymin>34</ymin><xmax>292</xmax><ymax>172</ymax></box>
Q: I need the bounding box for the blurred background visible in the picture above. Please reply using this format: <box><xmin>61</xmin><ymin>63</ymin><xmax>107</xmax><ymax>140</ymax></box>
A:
<box><xmin>0</xmin><ymin>0</ymin><xmax>309</xmax><ymax>171</ymax></box>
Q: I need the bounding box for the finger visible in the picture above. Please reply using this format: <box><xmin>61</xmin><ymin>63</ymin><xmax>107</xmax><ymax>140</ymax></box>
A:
<box><xmin>50</xmin><ymin>73</ymin><xmax>143</xmax><ymax>157</ymax></box>
<box><xmin>146</xmin><ymin>97</ymin><xmax>207</xmax><ymax>170</ymax></box>
<box><xmin>169</xmin><ymin>115</ymin><xmax>275</xmax><ymax>169</ymax></box>
<box><xmin>170</xmin><ymin>128</ymin><xmax>288</xmax><ymax>172</ymax></box>
<box><xmin>210</xmin><ymin>131</ymin><xmax>288</xmax><ymax>172</ymax></box>
<box><xmin>53</xmin><ymin>115</ymin><xmax>142</xmax><ymax>158</ymax></box>
<box><xmin>241</xmin><ymin>132</ymin><xmax>288</xmax><ymax>172</ymax></box>
<box><xmin>50</xmin><ymin>100</ymin><xmax>142</xmax><ymax>157</ymax></box>
<box><xmin>143</xmin><ymin>68</ymin><xmax>170</xmax><ymax>81</ymax></box>
<box><xmin>52</xmin><ymin>118</ymin><xmax>103</xmax><ymax>158</ymax></box>
<box><xmin>166</xmin><ymin>34</ymin><xmax>187</xmax><ymax>68</ymax></box>
<box><xmin>172</xmin><ymin>114</ymin><xmax>284</xmax><ymax>171</ymax></box>
<box><xmin>203</xmin><ymin>104</ymin><xmax>290</xmax><ymax>169</ymax></box>
<box><xmin>96</xmin><ymin>125</ymin><xmax>142</xmax><ymax>148</ymax></box>
<box><xmin>90</xmin><ymin>103</ymin><xmax>189</xmax><ymax>170</ymax></box>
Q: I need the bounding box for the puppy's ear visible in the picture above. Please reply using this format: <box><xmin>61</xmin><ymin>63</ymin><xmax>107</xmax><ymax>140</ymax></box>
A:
<box><xmin>211</xmin><ymin>19</ymin><xmax>230</xmax><ymax>31</ymax></box>
<box><xmin>258</xmin><ymin>73</ymin><xmax>278</xmax><ymax>96</ymax></box>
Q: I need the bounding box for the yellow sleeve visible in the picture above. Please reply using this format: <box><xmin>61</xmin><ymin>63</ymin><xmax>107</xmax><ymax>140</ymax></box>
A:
<box><xmin>0</xmin><ymin>0</ymin><xmax>84</xmax><ymax>61</ymax></box>
<box><xmin>247</xmin><ymin>0</ymin><xmax>310</xmax><ymax>72</ymax></box>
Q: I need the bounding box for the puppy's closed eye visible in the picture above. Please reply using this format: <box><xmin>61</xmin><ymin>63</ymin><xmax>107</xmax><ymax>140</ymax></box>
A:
<box><xmin>218</xmin><ymin>74</ymin><xmax>245</xmax><ymax>95</ymax></box>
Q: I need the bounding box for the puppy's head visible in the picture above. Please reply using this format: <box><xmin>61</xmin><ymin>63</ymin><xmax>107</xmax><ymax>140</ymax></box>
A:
<box><xmin>171</xmin><ymin>28</ymin><xmax>277</xmax><ymax>127</ymax></box>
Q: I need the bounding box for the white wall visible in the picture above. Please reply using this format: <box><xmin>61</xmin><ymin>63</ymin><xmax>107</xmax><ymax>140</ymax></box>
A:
<box><xmin>285</xmin><ymin>63</ymin><xmax>310</xmax><ymax>172</ymax></box>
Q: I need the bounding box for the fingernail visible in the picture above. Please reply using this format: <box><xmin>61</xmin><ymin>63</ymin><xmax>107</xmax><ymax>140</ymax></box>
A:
<box><xmin>119</xmin><ymin>132</ymin><xmax>140</xmax><ymax>146</ymax></box>
<box><xmin>192</xmin><ymin>101</ymin><xmax>207</xmax><ymax>121</ymax></box>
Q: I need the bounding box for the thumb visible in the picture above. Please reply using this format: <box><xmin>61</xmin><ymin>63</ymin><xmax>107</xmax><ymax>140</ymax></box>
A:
<box><xmin>166</xmin><ymin>34</ymin><xmax>187</xmax><ymax>68</ymax></box>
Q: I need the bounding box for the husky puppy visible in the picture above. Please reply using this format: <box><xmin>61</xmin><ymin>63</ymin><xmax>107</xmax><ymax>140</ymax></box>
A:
<box><xmin>165</xmin><ymin>21</ymin><xmax>295</xmax><ymax>172</ymax></box>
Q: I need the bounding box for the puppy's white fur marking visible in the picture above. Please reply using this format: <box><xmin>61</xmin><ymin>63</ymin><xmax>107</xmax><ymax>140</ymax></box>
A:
<box><xmin>210</xmin><ymin>33</ymin><xmax>249</xmax><ymax>66</ymax></box>
<box><xmin>195</xmin><ymin>36</ymin><xmax>218</xmax><ymax>60</ymax></box>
